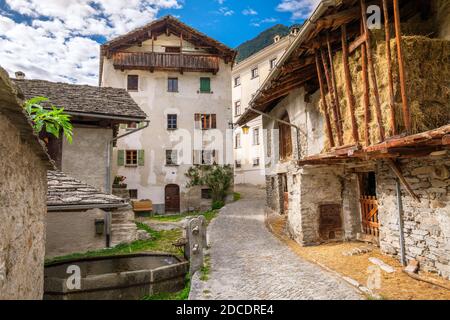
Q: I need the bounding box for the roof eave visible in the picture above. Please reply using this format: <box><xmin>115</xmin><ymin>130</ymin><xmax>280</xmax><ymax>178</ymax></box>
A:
<box><xmin>236</xmin><ymin>0</ymin><xmax>337</xmax><ymax>126</ymax></box>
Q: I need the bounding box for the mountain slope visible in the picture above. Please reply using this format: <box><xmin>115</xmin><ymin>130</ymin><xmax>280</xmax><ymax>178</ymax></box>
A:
<box><xmin>235</xmin><ymin>24</ymin><xmax>290</xmax><ymax>63</ymax></box>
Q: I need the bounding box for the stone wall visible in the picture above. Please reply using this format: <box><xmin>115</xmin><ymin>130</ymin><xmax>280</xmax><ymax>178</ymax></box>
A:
<box><xmin>46</xmin><ymin>206</ymin><xmax>138</xmax><ymax>258</ymax></box>
<box><xmin>283</xmin><ymin>165</ymin><xmax>362</xmax><ymax>246</ymax></box>
<box><xmin>0</xmin><ymin>113</ymin><xmax>48</xmax><ymax>300</ymax></box>
<box><xmin>377</xmin><ymin>157</ymin><xmax>450</xmax><ymax>279</ymax></box>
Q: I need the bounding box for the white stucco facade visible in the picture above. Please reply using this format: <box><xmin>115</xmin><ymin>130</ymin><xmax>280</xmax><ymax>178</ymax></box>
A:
<box><xmin>101</xmin><ymin>33</ymin><xmax>233</xmax><ymax>213</ymax></box>
<box><xmin>232</xmin><ymin>33</ymin><xmax>295</xmax><ymax>186</ymax></box>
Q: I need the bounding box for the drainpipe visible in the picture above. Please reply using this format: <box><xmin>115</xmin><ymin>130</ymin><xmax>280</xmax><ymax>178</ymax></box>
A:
<box><xmin>395</xmin><ymin>178</ymin><xmax>407</xmax><ymax>266</ymax></box>
<box><xmin>248</xmin><ymin>106</ymin><xmax>306</xmax><ymax>161</ymax></box>
<box><xmin>106</xmin><ymin>120</ymin><xmax>150</xmax><ymax>193</ymax></box>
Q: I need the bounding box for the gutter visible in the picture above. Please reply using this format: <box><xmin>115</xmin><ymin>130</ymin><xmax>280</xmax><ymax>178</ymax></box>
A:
<box><xmin>248</xmin><ymin>106</ymin><xmax>306</xmax><ymax>161</ymax></box>
<box><xmin>65</xmin><ymin>110</ymin><xmax>147</xmax><ymax>123</ymax></box>
<box><xmin>47</xmin><ymin>203</ymin><xmax>129</xmax><ymax>212</ymax></box>
<box><xmin>237</xmin><ymin>0</ymin><xmax>337</xmax><ymax>126</ymax></box>
<box><xmin>106</xmin><ymin>120</ymin><xmax>150</xmax><ymax>193</ymax></box>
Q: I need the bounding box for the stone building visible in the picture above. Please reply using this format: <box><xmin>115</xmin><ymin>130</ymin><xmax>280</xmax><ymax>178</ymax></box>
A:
<box><xmin>232</xmin><ymin>30</ymin><xmax>296</xmax><ymax>186</ymax></box>
<box><xmin>100</xmin><ymin>16</ymin><xmax>236</xmax><ymax>214</ymax></box>
<box><xmin>13</xmin><ymin>77</ymin><xmax>147</xmax><ymax>193</ymax></box>
<box><xmin>46</xmin><ymin>171</ymin><xmax>137</xmax><ymax>258</ymax></box>
<box><xmin>238</xmin><ymin>0</ymin><xmax>450</xmax><ymax>278</ymax></box>
<box><xmin>0</xmin><ymin>67</ymin><xmax>54</xmax><ymax>299</ymax></box>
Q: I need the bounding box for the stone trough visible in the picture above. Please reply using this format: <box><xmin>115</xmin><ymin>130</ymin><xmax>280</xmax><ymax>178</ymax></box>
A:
<box><xmin>44</xmin><ymin>253</ymin><xmax>188</xmax><ymax>300</ymax></box>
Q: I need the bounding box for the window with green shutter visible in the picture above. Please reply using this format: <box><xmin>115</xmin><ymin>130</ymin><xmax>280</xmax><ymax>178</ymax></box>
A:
<box><xmin>117</xmin><ymin>150</ymin><xmax>125</xmax><ymax>166</ymax></box>
<box><xmin>138</xmin><ymin>150</ymin><xmax>145</xmax><ymax>166</ymax></box>
<box><xmin>200</xmin><ymin>77</ymin><xmax>211</xmax><ymax>93</ymax></box>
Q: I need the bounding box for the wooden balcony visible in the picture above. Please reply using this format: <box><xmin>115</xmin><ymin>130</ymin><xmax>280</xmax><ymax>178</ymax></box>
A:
<box><xmin>112</xmin><ymin>51</ymin><xmax>220</xmax><ymax>74</ymax></box>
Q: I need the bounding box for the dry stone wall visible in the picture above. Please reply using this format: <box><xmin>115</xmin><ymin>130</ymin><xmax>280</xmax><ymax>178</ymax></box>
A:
<box><xmin>377</xmin><ymin>157</ymin><xmax>450</xmax><ymax>279</ymax></box>
<box><xmin>0</xmin><ymin>113</ymin><xmax>47</xmax><ymax>299</ymax></box>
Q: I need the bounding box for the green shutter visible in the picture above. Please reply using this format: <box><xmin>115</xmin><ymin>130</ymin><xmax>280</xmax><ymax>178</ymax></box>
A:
<box><xmin>138</xmin><ymin>150</ymin><xmax>145</xmax><ymax>166</ymax></box>
<box><xmin>200</xmin><ymin>78</ymin><xmax>211</xmax><ymax>93</ymax></box>
<box><xmin>117</xmin><ymin>150</ymin><xmax>125</xmax><ymax>166</ymax></box>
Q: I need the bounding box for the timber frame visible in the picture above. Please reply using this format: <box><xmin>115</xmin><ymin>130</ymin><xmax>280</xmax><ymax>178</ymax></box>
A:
<box><xmin>99</xmin><ymin>15</ymin><xmax>236</xmax><ymax>84</ymax></box>
<box><xmin>236</xmin><ymin>0</ymin><xmax>446</xmax><ymax>162</ymax></box>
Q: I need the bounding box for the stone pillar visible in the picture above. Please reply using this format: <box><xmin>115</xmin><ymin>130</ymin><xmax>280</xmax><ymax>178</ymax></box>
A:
<box><xmin>184</xmin><ymin>217</ymin><xmax>205</xmax><ymax>275</ymax></box>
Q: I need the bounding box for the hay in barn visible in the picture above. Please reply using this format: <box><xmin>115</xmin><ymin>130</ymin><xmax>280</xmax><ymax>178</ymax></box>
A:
<box><xmin>320</xmin><ymin>34</ymin><xmax>450</xmax><ymax>148</ymax></box>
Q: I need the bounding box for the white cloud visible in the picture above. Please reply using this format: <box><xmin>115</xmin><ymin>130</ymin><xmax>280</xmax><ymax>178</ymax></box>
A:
<box><xmin>251</xmin><ymin>17</ymin><xmax>278</xmax><ymax>27</ymax></box>
<box><xmin>0</xmin><ymin>0</ymin><xmax>183</xmax><ymax>85</ymax></box>
<box><xmin>276</xmin><ymin>0</ymin><xmax>320</xmax><ymax>20</ymax></box>
<box><xmin>218</xmin><ymin>7</ymin><xmax>234</xmax><ymax>17</ymax></box>
<box><xmin>242</xmin><ymin>8</ymin><xmax>258</xmax><ymax>16</ymax></box>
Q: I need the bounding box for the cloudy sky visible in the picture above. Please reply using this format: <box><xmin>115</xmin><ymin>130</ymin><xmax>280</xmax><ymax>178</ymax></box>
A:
<box><xmin>0</xmin><ymin>0</ymin><xmax>319</xmax><ymax>85</ymax></box>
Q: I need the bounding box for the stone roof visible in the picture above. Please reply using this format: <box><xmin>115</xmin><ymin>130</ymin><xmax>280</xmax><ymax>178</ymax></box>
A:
<box><xmin>13</xmin><ymin>78</ymin><xmax>147</xmax><ymax>120</ymax></box>
<box><xmin>47</xmin><ymin>171</ymin><xmax>127</xmax><ymax>210</ymax></box>
<box><xmin>0</xmin><ymin>67</ymin><xmax>54</xmax><ymax>169</ymax></box>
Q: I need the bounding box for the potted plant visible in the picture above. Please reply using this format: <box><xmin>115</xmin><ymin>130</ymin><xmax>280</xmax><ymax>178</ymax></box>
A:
<box><xmin>113</xmin><ymin>175</ymin><xmax>127</xmax><ymax>189</ymax></box>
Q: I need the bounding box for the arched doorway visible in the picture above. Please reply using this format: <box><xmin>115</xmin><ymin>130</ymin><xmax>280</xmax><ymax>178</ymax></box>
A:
<box><xmin>279</xmin><ymin>112</ymin><xmax>293</xmax><ymax>161</ymax></box>
<box><xmin>165</xmin><ymin>184</ymin><xmax>180</xmax><ymax>213</ymax></box>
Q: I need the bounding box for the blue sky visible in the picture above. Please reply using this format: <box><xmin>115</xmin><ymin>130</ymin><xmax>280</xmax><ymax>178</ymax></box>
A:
<box><xmin>0</xmin><ymin>0</ymin><xmax>319</xmax><ymax>84</ymax></box>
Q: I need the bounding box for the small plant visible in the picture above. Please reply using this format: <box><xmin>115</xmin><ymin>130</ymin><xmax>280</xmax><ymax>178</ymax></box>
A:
<box><xmin>212</xmin><ymin>200</ymin><xmax>225</xmax><ymax>210</ymax></box>
<box><xmin>185</xmin><ymin>165</ymin><xmax>233</xmax><ymax>203</ymax></box>
<box><xmin>24</xmin><ymin>96</ymin><xmax>73</xmax><ymax>143</ymax></box>
<box><xmin>113</xmin><ymin>175</ymin><xmax>127</xmax><ymax>187</ymax></box>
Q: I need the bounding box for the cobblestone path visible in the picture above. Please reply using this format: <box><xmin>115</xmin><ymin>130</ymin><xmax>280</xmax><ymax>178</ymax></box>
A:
<box><xmin>189</xmin><ymin>186</ymin><xmax>363</xmax><ymax>300</ymax></box>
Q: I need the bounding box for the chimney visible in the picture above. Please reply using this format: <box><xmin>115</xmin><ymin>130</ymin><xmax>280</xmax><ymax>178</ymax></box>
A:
<box><xmin>290</xmin><ymin>27</ymin><xmax>300</xmax><ymax>36</ymax></box>
<box><xmin>15</xmin><ymin>71</ymin><xmax>25</xmax><ymax>79</ymax></box>
<box><xmin>273</xmin><ymin>35</ymin><xmax>280</xmax><ymax>44</ymax></box>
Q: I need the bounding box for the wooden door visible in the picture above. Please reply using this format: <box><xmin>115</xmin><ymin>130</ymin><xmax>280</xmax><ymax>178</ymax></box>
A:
<box><xmin>280</xmin><ymin>174</ymin><xmax>289</xmax><ymax>214</ymax></box>
<box><xmin>279</xmin><ymin>113</ymin><xmax>293</xmax><ymax>161</ymax></box>
<box><xmin>358</xmin><ymin>172</ymin><xmax>379</xmax><ymax>237</ymax></box>
<box><xmin>165</xmin><ymin>184</ymin><xmax>180</xmax><ymax>213</ymax></box>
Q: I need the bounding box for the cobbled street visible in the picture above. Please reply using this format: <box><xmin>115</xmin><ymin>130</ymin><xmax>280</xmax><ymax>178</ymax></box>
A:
<box><xmin>190</xmin><ymin>186</ymin><xmax>363</xmax><ymax>300</ymax></box>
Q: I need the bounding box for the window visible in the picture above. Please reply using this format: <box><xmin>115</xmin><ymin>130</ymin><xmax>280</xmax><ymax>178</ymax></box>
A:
<box><xmin>270</xmin><ymin>58</ymin><xmax>277</xmax><ymax>70</ymax></box>
<box><xmin>166</xmin><ymin>150</ymin><xmax>178</xmax><ymax>166</ymax></box>
<box><xmin>253</xmin><ymin>128</ymin><xmax>260</xmax><ymax>145</ymax></box>
<box><xmin>167</xmin><ymin>114</ymin><xmax>177</xmax><ymax>130</ymax></box>
<box><xmin>193</xmin><ymin>150</ymin><xmax>218</xmax><ymax>165</ymax></box>
<box><xmin>195</xmin><ymin>114</ymin><xmax>217</xmax><ymax>130</ymax></box>
<box><xmin>235</xmin><ymin>101</ymin><xmax>241</xmax><ymax>116</ymax></box>
<box><xmin>201</xmin><ymin>188</ymin><xmax>212</xmax><ymax>199</ymax></box>
<box><xmin>279</xmin><ymin>113</ymin><xmax>293</xmax><ymax>161</ymax></box>
<box><xmin>251</xmin><ymin>67</ymin><xmax>259</xmax><ymax>79</ymax></box>
<box><xmin>117</xmin><ymin>150</ymin><xmax>144</xmax><ymax>166</ymax></box>
<box><xmin>202</xmin><ymin>150</ymin><xmax>217</xmax><ymax>165</ymax></box>
<box><xmin>126</xmin><ymin>150</ymin><xmax>138</xmax><ymax>166</ymax></box>
<box><xmin>253</xmin><ymin>158</ymin><xmax>260</xmax><ymax>167</ymax></box>
<box><xmin>168</xmin><ymin>78</ymin><xmax>178</xmax><ymax>92</ymax></box>
<box><xmin>127</xmin><ymin>75</ymin><xmax>139</xmax><ymax>91</ymax></box>
<box><xmin>165</xmin><ymin>46</ymin><xmax>181</xmax><ymax>53</ymax></box>
<box><xmin>129</xmin><ymin>189</ymin><xmax>138</xmax><ymax>199</ymax></box>
<box><xmin>234</xmin><ymin>76</ymin><xmax>241</xmax><ymax>87</ymax></box>
<box><xmin>200</xmin><ymin>77</ymin><xmax>211</xmax><ymax>93</ymax></box>
<box><xmin>235</xmin><ymin>133</ymin><xmax>241</xmax><ymax>149</ymax></box>
<box><xmin>235</xmin><ymin>160</ymin><xmax>242</xmax><ymax>169</ymax></box>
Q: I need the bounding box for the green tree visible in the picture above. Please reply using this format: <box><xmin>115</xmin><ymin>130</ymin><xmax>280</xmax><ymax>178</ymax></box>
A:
<box><xmin>24</xmin><ymin>96</ymin><xmax>73</xmax><ymax>143</ymax></box>
<box><xmin>185</xmin><ymin>165</ymin><xmax>234</xmax><ymax>202</ymax></box>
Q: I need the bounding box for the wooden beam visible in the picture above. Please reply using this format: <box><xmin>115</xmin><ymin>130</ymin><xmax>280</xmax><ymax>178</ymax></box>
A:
<box><xmin>383</xmin><ymin>0</ymin><xmax>397</xmax><ymax>137</ymax></box>
<box><xmin>393</xmin><ymin>0</ymin><xmax>411</xmax><ymax>133</ymax></box>
<box><xmin>349</xmin><ymin>33</ymin><xmax>367</xmax><ymax>53</ymax></box>
<box><xmin>443</xmin><ymin>134</ymin><xmax>450</xmax><ymax>145</ymax></box>
<box><xmin>361</xmin><ymin>0</ymin><xmax>385</xmax><ymax>142</ymax></box>
<box><xmin>320</xmin><ymin>47</ymin><xmax>343</xmax><ymax>146</ymax></box>
<box><xmin>315</xmin><ymin>50</ymin><xmax>335</xmax><ymax>148</ymax></box>
<box><xmin>387</xmin><ymin>159</ymin><xmax>421</xmax><ymax>203</ymax></box>
<box><xmin>341</xmin><ymin>24</ymin><xmax>359</xmax><ymax>144</ymax></box>
<box><xmin>327</xmin><ymin>32</ymin><xmax>343</xmax><ymax>138</ymax></box>
<box><xmin>361</xmin><ymin>37</ymin><xmax>371</xmax><ymax>147</ymax></box>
